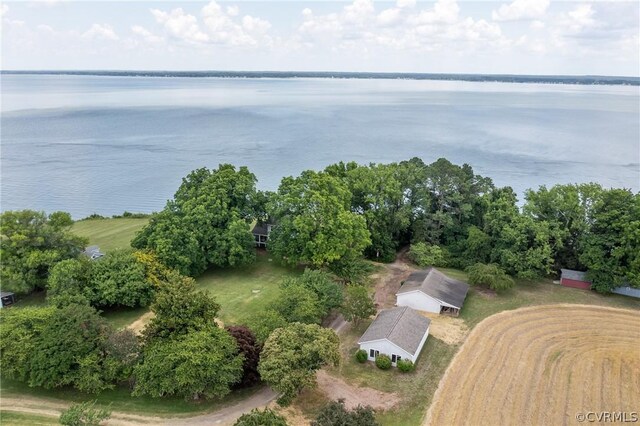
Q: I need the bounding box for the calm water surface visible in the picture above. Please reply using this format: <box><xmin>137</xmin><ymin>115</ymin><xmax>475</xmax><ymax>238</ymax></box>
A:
<box><xmin>1</xmin><ymin>75</ymin><xmax>639</xmax><ymax>218</ymax></box>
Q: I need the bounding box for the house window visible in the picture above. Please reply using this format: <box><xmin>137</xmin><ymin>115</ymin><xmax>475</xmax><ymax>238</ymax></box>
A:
<box><xmin>391</xmin><ymin>355</ymin><xmax>402</xmax><ymax>363</ymax></box>
<box><xmin>369</xmin><ymin>349</ymin><xmax>379</xmax><ymax>358</ymax></box>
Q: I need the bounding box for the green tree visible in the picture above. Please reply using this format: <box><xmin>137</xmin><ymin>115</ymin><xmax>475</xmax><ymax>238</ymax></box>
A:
<box><xmin>340</xmin><ymin>285</ymin><xmax>376</xmax><ymax>324</ymax></box>
<box><xmin>234</xmin><ymin>408</ymin><xmax>288</xmax><ymax>426</ymax></box>
<box><xmin>132</xmin><ymin>165</ymin><xmax>259</xmax><ymax>276</ymax></box>
<box><xmin>580</xmin><ymin>189</ymin><xmax>640</xmax><ymax>293</ymax></box>
<box><xmin>0</xmin><ymin>306</ymin><xmax>56</xmax><ymax>382</ymax></box>
<box><xmin>524</xmin><ymin>183</ymin><xmax>603</xmax><ymax>270</ymax></box>
<box><xmin>281</xmin><ymin>269</ymin><xmax>343</xmax><ymax>313</ymax></box>
<box><xmin>482</xmin><ymin>187</ymin><xmax>557</xmax><ymax>278</ymax></box>
<box><xmin>47</xmin><ymin>258</ymin><xmax>93</xmax><ymax>301</ymax></box>
<box><xmin>268</xmin><ymin>171</ymin><xmax>371</xmax><ymax>267</ymax></box>
<box><xmin>28</xmin><ymin>304</ymin><xmax>115</xmax><ymax>392</ymax></box>
<box><xmin>258</xmin><ymin>323</ymin><xmax>340</xmax><ymax>406</ymax></box>
<box><xmin>247</xmin><ymin>309</ymin><xmax>288</xmax><ymax>344</ymax></box>
<box><xmin>408</xmin><ymin>242</ymin><xmax>447</xmax><ymax>267</ymax></box>
<box><xmin>143</xmin><ymin>272</ymin><xmax>220</xmax><ymax>341</ymax></box>
<box><xmin>0</xmin><ymin>210</ymin><xmax>87</xmax><ymax>294</ymax></box>
<box><xmin>59</xmin><ymin>401</ymin><xmax>111</xmax><ymax>426</ymax></box>
<box><xmin>133</xmin><ymin>327</ymin><xmax>243</xmax><ymax>399</ymax></box>
<box><xmin>271</xmin><ymin>282</ymin><xmax>325</xmax><ymax>324</ymax></box>
<box><xmin>312</xmin><ymin>399</ymin><xmax>378</xmax><ymax>426</ymax></box>
<box><xmin>466</xmin><ymin>263</ymin><xmax>515</xmax><ymax>292</ymax></box>
<box><xmin>89</xmin><ymin>249</ymin><xmax>153</xmax><ymax>307</ymax></box>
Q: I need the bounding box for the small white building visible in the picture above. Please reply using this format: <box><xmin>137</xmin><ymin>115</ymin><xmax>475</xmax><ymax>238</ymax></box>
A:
<box><xmin>396</xmin><ymin>268</ymin><xmax>469</xmax><ymax>316</ymax></box>
<box><xmin>358</xmin><ymin>306</ymin><xmax>431</xmax><ymax>366</ymax></box>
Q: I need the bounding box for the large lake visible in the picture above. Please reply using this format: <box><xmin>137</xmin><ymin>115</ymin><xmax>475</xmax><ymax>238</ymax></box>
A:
<box><xmin>1</xmin><ymin>74</ymin><xmax>639</xmax><ymax>218</ymax></box>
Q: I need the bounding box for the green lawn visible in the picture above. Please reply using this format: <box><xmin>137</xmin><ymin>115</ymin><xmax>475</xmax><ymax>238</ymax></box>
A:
<box><xmin>71</xmin><ymin>218</ymin><xmax>149</xmax><ymax>252</ymax></box>
<box><xmin>322</xmin><ymin>268</ymin><xmax>640</xmax><ymax>426</ymax></box>
<box><xmin>0</xmin><ymin>411</ymin><xmax>58</xmax><ymax>426</ymax></box>
<box><xmin>196</xmin><ymin>251</ymin><xmax>300</xmax><ymax>325</ymax></box>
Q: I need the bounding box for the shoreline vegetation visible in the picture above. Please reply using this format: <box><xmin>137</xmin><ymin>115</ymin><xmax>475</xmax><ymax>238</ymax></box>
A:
<box><xmin>2</xmin><ymin>70</ymin><xmax>639</xmax><ymax>86</ymax></box>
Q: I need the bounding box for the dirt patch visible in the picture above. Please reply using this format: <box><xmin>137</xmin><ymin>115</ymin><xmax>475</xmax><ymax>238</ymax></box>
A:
<box><xmin>276</xmin><ymin>405</ymin><xmax>310</xmax><ymax>426</ymax></box>
<box><xmin>126</xmin><ymin>311</ymin><xmax>155</xmax><ymax>336</ymax></box>
<box><xmin>419</xmin><ymin>312</ymin><xmax>469</xmax><ymax>345</ymax></box>
<box><xmin>473</xmin><ymin>286</ymin><xmax>497</xmax><ymax>298</ymax></box>
<box><xmin>316</xmin><ymin>370</ymin><xmax>400</xmax><ymax>411</ymax></box>
<box><xmin>373</xmin><ymin>259</ymin><xmax>416</xmax><ymax>310</ymax></box>
<box><xmin>425</xmin><ymin>304</ymin><xmax>640</xmax><ymax>426</ymax></box>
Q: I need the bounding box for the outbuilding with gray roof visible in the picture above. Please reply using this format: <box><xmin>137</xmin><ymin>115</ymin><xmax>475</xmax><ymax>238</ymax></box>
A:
<box><xmin>358</xmin><ymin>306</ymin><xmax>431</xmax><ymax>366</ymax></box>
<box><xmin>396</xmin><ymin>268</ymin><xmax>469</xmax><ymax>316</ymax></box>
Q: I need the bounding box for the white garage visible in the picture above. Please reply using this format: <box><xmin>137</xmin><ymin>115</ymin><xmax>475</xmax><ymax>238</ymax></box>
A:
<box><xmin>358</xmin><ymin>306</ymin><xmax>431</xmax><ymax>365</ymax></box>
<box><xmin>396</xmin><ymin>268</ymin><xmax>469</xmax><ymax>316</ymax></box>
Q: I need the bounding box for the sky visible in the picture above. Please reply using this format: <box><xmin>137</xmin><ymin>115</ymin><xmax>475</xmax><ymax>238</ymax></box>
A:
<box><xmin>1</xmin><ymin>0</ymin><xmax>639</xmax><ymax>76</ymax></box>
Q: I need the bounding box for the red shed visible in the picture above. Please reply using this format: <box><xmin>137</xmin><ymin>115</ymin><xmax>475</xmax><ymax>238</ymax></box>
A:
<box><xmin>560</xmin><ymin>269</ymin><xmax>591</xmax><ymax>290</ymax></box>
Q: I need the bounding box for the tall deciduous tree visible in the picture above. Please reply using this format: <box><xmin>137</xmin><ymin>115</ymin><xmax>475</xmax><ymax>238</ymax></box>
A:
<box><xmin>340</xmin><ymin>285</ymin><xmax>376</xmax><ymax>325</ymax></box>
<box><xmin>142</xmin><ymin>272</ymin><xmax>220</xmax><ymax>341</ymax></box>
<box><xmin>226</xmin><ymin>325</ymin><xmax>262</xmax><ymax>388</ymax></box>
<box><xmin>132</xmin><ymin>165</ymin><xmax>259</xmax><ymax>276</ymax></box>
<box><xmin>580</xmin><ymin>189</ymin><xmax>640</xmax><ymax>293</ymax></box>
<box><xmin>0</xmin><ymin>210</ymin><xmax>87</xmax><ymax>294</ymax></box>
<box><xmin>466</xmin><ymin>263</ymin><xmax>515</xmax><ymax>292</ymax></box>
<box><xmin>133</xmin><ymin>326</ymin><xmax>243</xmax><ymax>399</ymax></box>
<box><xmin>268</xmin><ymin>171</ymin><xmax>371</xmax><ymax>267</ymax></box>
<box><xmin>258</xmin><ymin>323</ymin><xmax>340</xmax><ymax>406</ymax></box>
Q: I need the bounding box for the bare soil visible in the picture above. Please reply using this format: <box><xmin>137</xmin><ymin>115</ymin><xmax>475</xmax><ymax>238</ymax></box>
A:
<box><xmin>316</xmin><ymin>370</ymin><xmax>400</xmax><ymax>411</ymax></box>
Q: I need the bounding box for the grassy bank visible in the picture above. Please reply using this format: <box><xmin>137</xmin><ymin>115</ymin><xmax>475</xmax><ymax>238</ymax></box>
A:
<box><xmin>71</xmin><ymin>218</ymin><xmax>148</xmax><ymax>252</ymax></box>
<box><xmin>0</xmin><ymin>411</ymin><xmax>58</xmax><ymax>426</ymax></box>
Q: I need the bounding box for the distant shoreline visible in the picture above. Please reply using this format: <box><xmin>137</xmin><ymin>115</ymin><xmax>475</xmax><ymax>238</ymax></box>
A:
<box><xmin>2</xmin><ymin>70</ymin><xmax>639</xmax><ymax>86</ymax></box>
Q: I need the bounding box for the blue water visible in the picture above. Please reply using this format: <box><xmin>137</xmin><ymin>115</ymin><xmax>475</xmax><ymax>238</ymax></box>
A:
<box><xmin>1</xmin><ymin>74</ymin><xmax>639</xmax><ymax>218</ymax></box>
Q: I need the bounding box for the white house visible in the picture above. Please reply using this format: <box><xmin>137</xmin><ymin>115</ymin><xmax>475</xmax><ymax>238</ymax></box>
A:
<box><xmin>358</xmin><ymin>306</ymin><xmax>431</xmax><ymax>366</ymax></box>
<box><xmin>396</xmin><ymin>268</ymin><xmax>469</xmax><ymax>316</ymax></box>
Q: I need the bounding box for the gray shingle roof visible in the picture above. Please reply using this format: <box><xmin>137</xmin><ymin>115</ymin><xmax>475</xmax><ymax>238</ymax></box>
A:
<box><xmin>251</xmin><ymin>222</ymin><xmax>270</xmax><ymax>235</ymax></box>
<box><xmin>358</xmin><ymin>306</ymin><xmax>431</xmax><ymax>355</ymax></box>
<box><xmin>0</xmin><ymin>291</ymin><xmax>14</xmax><ymax>298</ymax></box>
<box><xmin>560</xmin><ymin>269</ymin><xmax>590</xmax><ymax>282</ymax></box>
<box><xmin>397</xmin><ymin>268</ymin><xmax>469</xmax><ymax>309</ymax></box>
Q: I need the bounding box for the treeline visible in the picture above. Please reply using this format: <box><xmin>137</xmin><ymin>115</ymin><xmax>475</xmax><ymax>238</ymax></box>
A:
<box><xmin>131</xmin><ymin>158</ymin><xmax>636</xmax><ymax>292</ymax></box>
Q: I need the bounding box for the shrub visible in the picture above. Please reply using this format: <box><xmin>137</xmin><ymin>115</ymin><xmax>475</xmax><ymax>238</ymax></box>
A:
<box><xmin>234</xmin><ymin>408</ymin><xmax>288</xmax><ymax>426</ymax></box>
<box><xmin>59</xmin><ymin>401</ymin><xmax>111</xmax><ymax>426</ymax></box>
<box><xmin>355</xmin><ymin>349</ymin><xmax>368</xmax><ymax>363</ymax></box>
<box><xmin>408</xmin><ymin>242</ymin><xmax>447</xmax><ymax>267</ymax></box>
<box><xmin>397</xmin><ymin>359</ymin><xmax>414</xmax><ymax>372</ymax></box>
<box><xmin>375</xmin><ymin>354</ymin><xmax>391</xmax><ymax>370</ymax></box>
<box><xmin>312</xmin><ymin>399</ymin><xmax>378</xmax><ymax>426</ymax></box>
<box><xmin>466</xmin><ymin>263</ymin><xmax>515</xmax><ymax>292</ymax></box>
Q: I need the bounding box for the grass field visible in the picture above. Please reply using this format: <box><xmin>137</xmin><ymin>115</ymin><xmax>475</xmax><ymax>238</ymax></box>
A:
<box><xmin>325</xmin><ymin>269</ymin><xmax>640</xmax><ymax>426</ymax></box>
<box><xmin>71</xmin><ymin>218</ymin><xmax>149</xmax><ymax>252</ymax></box>
<box><xmin>196</xmin><ymin>250</ymin><xmax>299</xmax><ymax>325</ymax></box>
<box><xmin>0</xmin><ymin>411</ymin><xmax>58</xmax><ymax>425</ymax></box>
<box><xmin>425</xmin><ymin>304</ymin><xmax>640</xmax><ymax>426</ymax></box>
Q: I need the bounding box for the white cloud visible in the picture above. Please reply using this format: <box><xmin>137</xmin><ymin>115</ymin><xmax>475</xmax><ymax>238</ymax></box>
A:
<box><xmin>1</xmin><ymin>4</ymin><xmax>9</xmax><ymax>18</ymax></box>
<box><xmin>81</xmin><ymin>23</ymin><xmax>118</xmax><ymax>41</ymax></box>
<box><xmin>226</xmin><ymin>6</ymin><xmax>239</xmax><ymax>17</ymax></box>
<box><xmin>151</xmin><ymin>8</ymin><xmax>209</xmax><ymax>44</ymax></box>
<box><xmin>530</xmin><ymin>20</ymin><xmax>545</xmax><ymax>30</ymax></box>
<box><xmin>131</xmin><ymin>25</ymin><xmax>163</xmax><ymax>44</ymax></box>
<box><xmin>396</xmin><ymin>0</ymin><xmax>416</xmax><ymax>9</ymax></box>
<box><xmin>492</xmin><ymin>0</ymin><xmax>550</xmax><ymax>22</ymax></box>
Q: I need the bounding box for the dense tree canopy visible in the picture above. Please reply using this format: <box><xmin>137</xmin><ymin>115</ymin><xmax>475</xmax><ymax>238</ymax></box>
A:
<box><xmin>258</xmin><ymin>323</ymin><xmax>340</xmax><ymax>406</ymax></box>
<box><xmin>0</xmin><ymin>303</ymin><xmax>131</xmax><ymax>393</ymax></box>
<box><xmin>580</xmin><ymin>189</ymin><xmax>640</xmax><ymax>293</ymax></box>
<box><xmin>0</xmin><ymin>210</ymin><xmax>87</xmax><ymax>294</ymax></box>
<box><xmin>132</xmin><ymin>165</ymin><xmax>259</xmax><ymax>276</ymax></box>
<box><xmin>268</xmin><ymin>170</ymin><xmax>371</xmax><ymax>267</ymax></box>
<box><xmin>133</xmin><ymin>326</ymin><xmax>243</xmax><ymax>399</ymax></box>
<box><xmin>47</xmin><ymin>249</ymin><xmax>157</xmax><ymax>308</ymax></box>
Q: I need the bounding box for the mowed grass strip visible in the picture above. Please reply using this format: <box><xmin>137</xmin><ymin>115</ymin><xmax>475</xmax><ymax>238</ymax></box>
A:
<box><xmin>425</xmin><ymin>305</ymin><xmax>640</xmax><ymax>426</ymax></box>
<box><xmin>71</xmin><ymin>218</ymin><xmax>149</xmax><ymax>252</ymax></box>
<box><xmin>0</xmin><ymin>411</ymin><xmax>58</xmax><ymax>426</ymax></box>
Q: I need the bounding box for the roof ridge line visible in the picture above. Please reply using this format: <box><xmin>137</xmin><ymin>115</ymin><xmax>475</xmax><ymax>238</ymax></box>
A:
<box><xmin>385</xmin><ymin>306</ymin><xmax>408</xmax><ymax>339</ymax></box>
